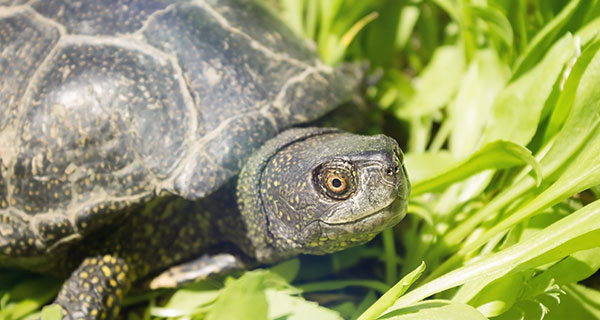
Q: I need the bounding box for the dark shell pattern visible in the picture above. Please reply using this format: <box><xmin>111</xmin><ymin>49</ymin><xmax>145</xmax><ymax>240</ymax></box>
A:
<box><xmin>0</xmin><ymin>0</ymin><xmax>357</xmax><ymax>259</ymax></box>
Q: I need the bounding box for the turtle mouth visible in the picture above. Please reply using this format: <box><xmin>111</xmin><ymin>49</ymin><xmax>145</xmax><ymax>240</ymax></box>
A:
<box><xmin>292</xmin><ymin>199</ymin><xmax>408</xmax><ymax>255</ymax></box>
<box><xmin>319</xmin><ymin>199</ymin><xmax>406</xmax><ymax>231</ymax></box>
<box><xmin>294</xmin><ymin>200</ymin><xmax>406</xmax><ymax>254</ymax></box>
<box><xmin>320</xmin><ymin>196</ymin><xmax>407</xmax><ymax>227</ymax></box>
<box><xmin>320</xmin><ymin>207</ymin><xmax>388</xmax><ymax>226</ymax></box>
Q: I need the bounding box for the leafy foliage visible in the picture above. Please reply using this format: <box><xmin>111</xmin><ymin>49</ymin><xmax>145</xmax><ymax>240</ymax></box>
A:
<box><xmin>2</xmin><ymin>0</ymin><xmax>600</xmax><ymax>319</ymax></box>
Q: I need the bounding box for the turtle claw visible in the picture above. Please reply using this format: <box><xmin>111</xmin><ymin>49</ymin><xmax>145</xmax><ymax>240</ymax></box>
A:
<box><xmin>149</xmin><ymin>253</ymin><xmax>245</xmax><ymax>289</ymax></box>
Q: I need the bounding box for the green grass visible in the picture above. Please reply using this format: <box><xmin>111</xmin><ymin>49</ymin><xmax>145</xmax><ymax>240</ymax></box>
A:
<box><xmin>4</xmin><ymin>0</ymin><xmax>600</xmax><ymax>319</ymax></box>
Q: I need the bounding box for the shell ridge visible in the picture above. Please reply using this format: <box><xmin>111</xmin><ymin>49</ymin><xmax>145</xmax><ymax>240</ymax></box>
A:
<box><xmin>1</xmin><ymin>6</ymin><xmax>64</xmax><ymax>216</ymax></box>
<box><xmin>129</xmin><ymin>2</ymin><xmax>180</xmax><ymax>39</ymax></box>
<box><xmin>168</xmin><ymin>56</ymin><xmax>340</xmax><ymax>197</ymax></box>
<box><xmin>189</xmin><ymin>0</ymin><xmax>319</xmax><ymax>70</ymax></box>
<box><xmin>21</xmin><ymin>3</ymin><xmax>68</xmax><ymax>34</ymax></box>
<box><xmin>269</xmin><ymin>65</ymin><xmax>331</xmax><ymax>122</ymax></box>
<box><xmin>125</xmin><ymin>2</ymin><xmax>205</xmax><ymax>190</ymax></box>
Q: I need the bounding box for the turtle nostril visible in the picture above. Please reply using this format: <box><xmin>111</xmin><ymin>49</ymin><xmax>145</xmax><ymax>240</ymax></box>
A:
<box><xmin>386</xmin><ymin>167</ymin><xmax>393</xmax><ymax>176</ymax></box>
<box><xmin>385</xmin><ymin>152</ymin><xmax>402</xmax><ymax>177</ymax></box>
<box><xmin>385</xmin><ymin>165</ymin><xmax>399</xmax><ymax>176</ymax></box>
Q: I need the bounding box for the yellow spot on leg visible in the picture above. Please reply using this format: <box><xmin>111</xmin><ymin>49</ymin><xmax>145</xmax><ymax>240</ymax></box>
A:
<box><xmin>101</xmin><ymin>266</ymin><xmax>112</xmax><ymax>277</ymax></box>
<box><xmin>106</xmin><ymin>295</ymin><xmax>114</xmax><ymax>308</ymax></box>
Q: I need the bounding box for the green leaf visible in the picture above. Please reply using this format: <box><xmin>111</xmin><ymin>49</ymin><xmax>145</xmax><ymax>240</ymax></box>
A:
<box><xmin>340</xmin><ymin>12</ymin><xmax>379</xmax><ymax>48</ymax></box>
<box><xmin>270</xmin><ymin>258</ymin><xmax>301</xmax><ymax>283</ymax></box>
<box><xmin>543</xmin><ymin>25</ymin><xmax>600</xmax><ymax>143</ymax></box>
<box><xmin>532</xmin><ymin>37</ymin><xmax>600</xmax><ymax>179</ymax></box>
<box><xmin>395</xmin><ymin>45</ymin><xmax>465</xmax><ymax>119</ymax></box>
<box><xmin>206</xmin><ymin>271</ymin><xmax>269</xmax><ymax>320</ymax></box>
<box><xmin>457</xmin><ymin>272</ymin><xmax>526</xmax><ymax>317</ymax></box>
<box><xmin>298</xmin><ymin>279</ymin><xmax>389</xmax><ymax>294</ymax></box>
<box><xmin>480</xmin><ymin>32</ymin><xmax>575</xmax><ymax>147</ymax></box>
<box><xmin>404</xmin><ymin>151</ymin><xmax>456</xmax><ymax>185</ymax></box>
<box><xmin>518</xmin><ymin>246</ymin><xmax>600</xmax><ymax>303</ymax></box>
<box><xmin>40</xmin><ymin>305</ymin><xmax>63</xmax><ymax>320</ymax></box>
<box><xmin>396</xmin><ymin>6</ymin><xmax>420</xmax><ymax>50</ymax></box>
<box><xmin>266</xmin><ymin>288</ymin><xmax>343</xmax><ymax>320</ymax></box>
<box><xmin>545</xmin><ymin>284</ymin><xmax>600</xmax><ymax>320</ymax></box>
<box><xmin>392</xmin><ymin>198</ymin><xmax>600</xmax><ymax>309</ymax></box>
<box><xmin>441</xmin><ymin>35</ymin><xmax>600</xmax><ymax>253</ymax></box>
<box><xmin>0</xmin><ymin>270</ymin><xmax>28</xmax><ymax>295</ymax></box>
<box><xmin>459</xmin><ymin>98</ymin><xmax>600</xmax><ymax>257</ymax></box>
<box><xmin>544</xmin><ymin>246</ymin><xmax>600</xmax><ymax>285</ymax></box>
<box><xmin>331</xmin><ymin>301</ymin><xmax>357</xmax><ymax>320</ymax></box>
<box><xmin>411</xmin><ymin>140</ymin><xmax>542</xmax><ymax>195</ymax></box>
<box><xmin>382</xmin><ymin>229</ymin><xmax>398</xmax><ymax>286</ymax></box>
<box><xmin>352</xmin><ymin>291</ymin><xmax>378</xmax><ymax>320</ymax></box>
<box><xmin>378</xmin><ymin>299</ymin><xmax>487</xmax><ymax>320</ymax></box>
<box><xmin>469</xmin><ymin>5</ymin><xmax>513</xmax><ymax>48</ymax></box>
<box><xmin>576</xmin><ymin>15</ymin><xmax>600</xmax><ymax>45</ymax></box>
<box><xmin>279</xmin><ymin>0</ymin><xmax>304</xmax><ymax>37</ymax></box>
<box><xmin>304</xmin><ymin>0</ymin><xmax>318</xmax><ymax>40</ymax></box>
<box><xmin>317</xmin><ymin>0</ymin><xmax>345</xmax><ymax>62</ymax></box>
<box><xmin>0</xmin><ymin>277</ymin><xmax>61</xmax><ymax>320</ymax></box>
<box><xmin>150</xmin><ymin>281</ymin><xmax>220</xmax><ymax>317</ymax></box>
<box><xmin>325</xmin><ymin>11</ymin><xmax>379</xmax><ymax>65</ymax></box>
<box><xmin>511</xmin><ymin>0</ymin><xmax>583</xmax><ymax>79</ymax></box>
<box><xmin>357</xmin><ymin>262</ymin><xmax>425</xmax><ymax>320</ymax></box>
<box><xmin>492</xmin><ymin>283</ymin><xmax>563</xmax><ymax>320</ymax></box>
<box><xmin>429</xmin><ymin>0</ymin><xmax>459</xmax><ymax>20</ymax></box>
<box><xmin>423</xmin><ymin>49</ymin><xmax>511</xmax><ymax>218</ymax></box>
<box><xmin>448</xmin><ymin>49</ymin><xmax>509</xmax><ymax>158</ymax></box>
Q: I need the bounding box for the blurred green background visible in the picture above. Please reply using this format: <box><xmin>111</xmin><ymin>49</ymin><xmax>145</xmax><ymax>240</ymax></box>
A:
<box><xmin>3</xmin><ymin>0</ymin><xmax>600</xmax><ymax>319</ymax></box>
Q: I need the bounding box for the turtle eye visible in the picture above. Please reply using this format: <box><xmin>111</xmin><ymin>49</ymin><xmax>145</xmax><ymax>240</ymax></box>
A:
<box><xmin>326</xmin><ymin>174</ymin><xmax>347</xmax><ymax>194</ymax></box>
<box><xmin>314</xmin><ymin>160</ymin><xmax>356</xmax><ymax>200</ymax></box>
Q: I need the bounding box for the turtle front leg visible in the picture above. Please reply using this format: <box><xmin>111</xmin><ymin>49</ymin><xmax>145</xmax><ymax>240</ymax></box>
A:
<box><xmin>54</xmin><ymin>255</ymin><xmax>131</xmax><ymax>320</ymax></box>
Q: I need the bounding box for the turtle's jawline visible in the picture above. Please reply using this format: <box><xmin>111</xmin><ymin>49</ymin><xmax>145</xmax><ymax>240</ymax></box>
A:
<box><xmin>319</xmin><ymin>206</ymin><xmax>391</xmax><ymax>226</ymax></box>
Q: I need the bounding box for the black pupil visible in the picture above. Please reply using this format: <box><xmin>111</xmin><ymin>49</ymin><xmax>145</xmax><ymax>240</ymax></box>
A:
<box><xmin>331</xmin><ymin>178</ymin><xmax>342</xmax><ymax>188</ymax></box>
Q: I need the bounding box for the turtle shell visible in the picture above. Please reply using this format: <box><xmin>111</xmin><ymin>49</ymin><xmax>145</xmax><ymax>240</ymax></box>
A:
<box><xmin>0</xmin><ymin>0</ymin><xmax>359</xmax><ymax>261</ymax></box>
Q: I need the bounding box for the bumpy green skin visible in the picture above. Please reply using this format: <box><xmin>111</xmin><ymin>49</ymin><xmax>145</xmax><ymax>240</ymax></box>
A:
<box><xmin>0</xmin><ymin>0</ymin><xmax>410</xmax><ymax>318</ymax></box>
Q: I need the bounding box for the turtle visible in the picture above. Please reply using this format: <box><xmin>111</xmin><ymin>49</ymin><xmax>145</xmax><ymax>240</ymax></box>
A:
<box><xmin>0</xmin><ymin>0</ymin><xmax>410</xmax><ymax>318</ymax></box>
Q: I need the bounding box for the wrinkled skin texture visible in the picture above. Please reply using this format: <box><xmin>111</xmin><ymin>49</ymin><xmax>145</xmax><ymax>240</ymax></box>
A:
<box><xmin>237</xmin><ymin>128</ymin><xmax>409</xmax><ymax>262</ymax></box>
<box><xmin>0</xmin><ymin>0</ymin><xmax>409</xmax><ymax>318</ymax></box>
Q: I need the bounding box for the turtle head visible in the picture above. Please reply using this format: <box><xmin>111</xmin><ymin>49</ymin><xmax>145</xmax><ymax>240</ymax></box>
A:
<box><xmin>237</xmin><ymin>128</ymin><xmax>410</xmax><ymax>262</ymax></box>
